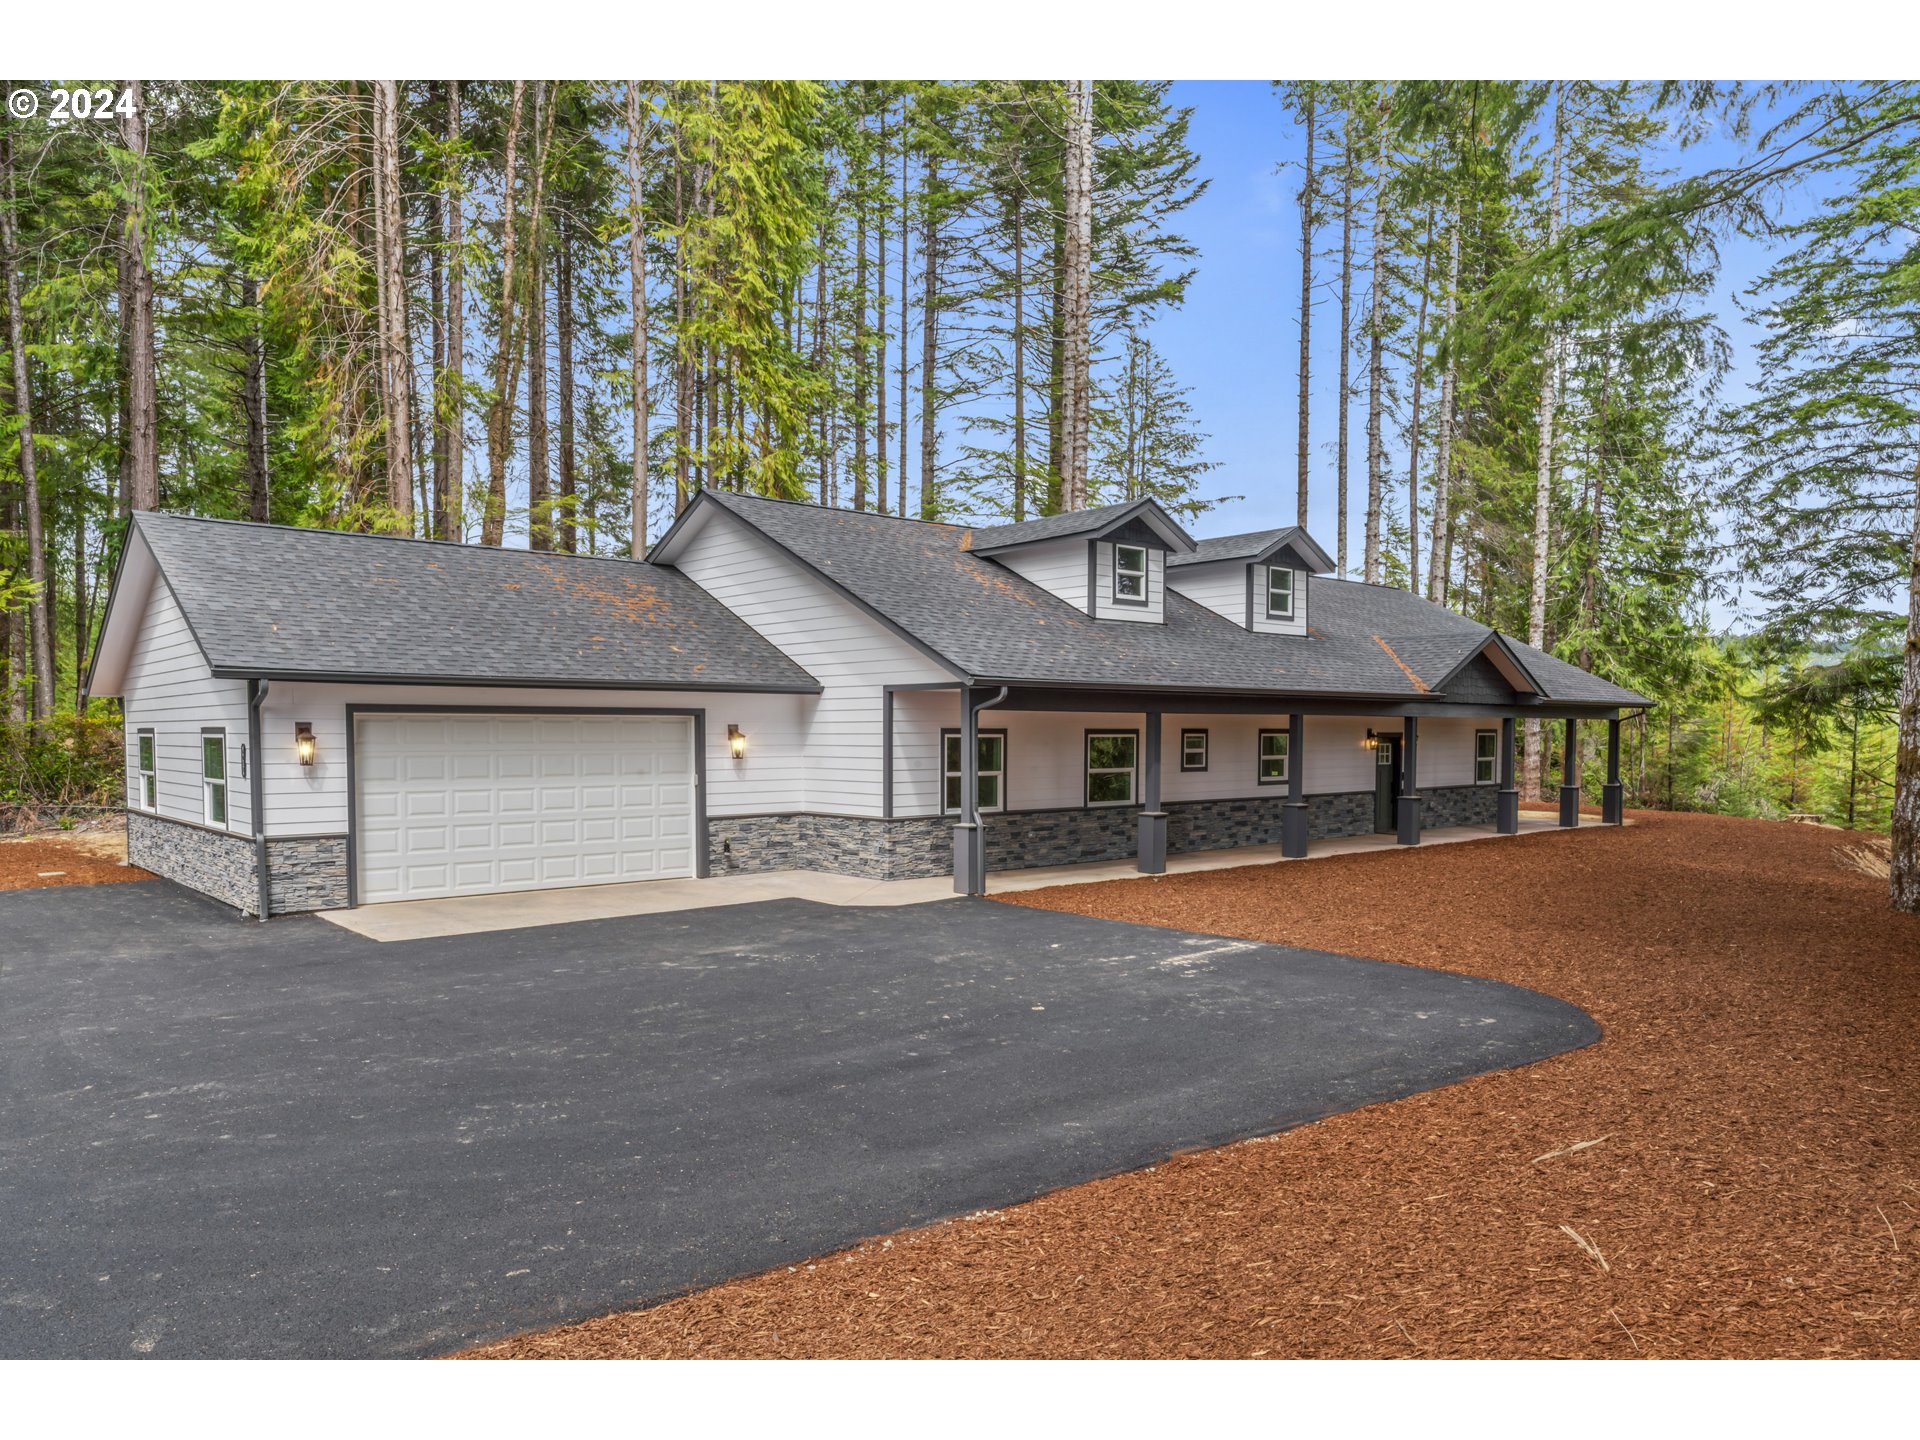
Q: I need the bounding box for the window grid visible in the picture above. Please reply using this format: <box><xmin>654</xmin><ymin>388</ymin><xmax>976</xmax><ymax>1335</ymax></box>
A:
<box><xmin>1266</xmin><ymin>566</ymin><xmax>1295</xmax><ymax>619</ymax></box>
<box><xmin>942</xmin><ymin>730</ymin><xmax>1006</xmax><ymax>815</ymax></box>
<box><xmin>201</xmin><ymin>730</ymin><xmax>228</xmax><ymax>828</ymax></box>
<box><xmin>1179</xmin><ymin>728</ymin><xmax>1208</xmax><ymax>772</ymax></box>
<box><xmin>1475</xmin><ymin>729</ymin><xmax>1499</xmax><ymax>785</ymax></box>
<box><xmin>1258</xmin><ymin>729</ymin><xmax>1290</xmax><ymax>785</ymax></box>
<box><xmin>1113</xmin><ymin>544</ymin><xmax>1148</xmax><ymax>604</ymax></box>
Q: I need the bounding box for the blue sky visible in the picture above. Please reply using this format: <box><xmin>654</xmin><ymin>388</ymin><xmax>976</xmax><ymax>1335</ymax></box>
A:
<box><xmin>1149</xmin><ymin>80</ymin><xmax>1797</xmax><ymax>631</ymax></box>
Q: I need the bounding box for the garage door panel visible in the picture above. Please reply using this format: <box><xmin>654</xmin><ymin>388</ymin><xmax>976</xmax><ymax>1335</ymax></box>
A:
<box><xmin>356</xmin><ymin>713</ymin><xmax>697</xmax><ymax>903</ymax></box>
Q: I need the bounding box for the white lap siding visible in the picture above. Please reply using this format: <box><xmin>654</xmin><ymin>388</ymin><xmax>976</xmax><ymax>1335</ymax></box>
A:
<box><xmin>665</xmin><ymin>505</ymin><xmax>957</xmax><ymax>817</ymax></box>
<box><xmin>889</xmin><ymin>702</ymin><xmax>1490</xmax><ymax>817</ymax></box>
<box><xmin>257</xmin><ymin>682</ymin><xmax>807</xmax><ymax>838</ymax></box>
<box><xmin>120</xmin><ymin>578</ymin><xmax>252</xmax><ymax>833</ymax></box>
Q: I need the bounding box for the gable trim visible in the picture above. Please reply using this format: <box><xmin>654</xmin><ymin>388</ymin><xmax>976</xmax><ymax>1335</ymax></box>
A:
<box><xmin>1434</xmin><ymin>633</ymin><xmax>1544</xmax><ymax>699</ymax></box>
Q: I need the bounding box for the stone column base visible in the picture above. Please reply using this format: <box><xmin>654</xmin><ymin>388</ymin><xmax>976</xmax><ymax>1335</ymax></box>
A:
<box><xmin>1559</xmin><ymin>785</ymin><xmax>1582</xmax><ymax>827</ymax></box>
<box><xmin>1602</xmin><ymin>782</ymin><xmax>1624</xmax><ymax>825</ymax></box>
<box><xmin>1497</xmin><ymin>789</ymin><xmax>1520</xmax><ymax>834</ymax></box>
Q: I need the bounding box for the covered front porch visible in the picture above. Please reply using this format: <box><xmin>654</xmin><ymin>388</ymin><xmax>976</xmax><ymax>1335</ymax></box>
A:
<box><xmin>922</xmin><ymin>684</ymin><xmax>1634</xmax><ymax>896</ymax></box>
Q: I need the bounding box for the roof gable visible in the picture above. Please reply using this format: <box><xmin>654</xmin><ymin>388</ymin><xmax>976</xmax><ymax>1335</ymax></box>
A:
<box><xmin>108</xmin><ymin>512</ymin><xmax>821</xmax><ymax>693</ymax></box>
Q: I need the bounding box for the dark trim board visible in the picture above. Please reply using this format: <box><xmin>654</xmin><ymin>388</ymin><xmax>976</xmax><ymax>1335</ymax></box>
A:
<box><xmin>343</xmin><ymin>704</ymin><xmax>711</xmax><ymax>908</ymax></box>
<box><xmin>978</xmin><ymin>686</ymin><xmax>1621</xmax><ymax>720</ymax></box>
<box><xmin>209</xmin><ymin>667</ymin><xmax>819</xmax><ymax>695</ymax></box>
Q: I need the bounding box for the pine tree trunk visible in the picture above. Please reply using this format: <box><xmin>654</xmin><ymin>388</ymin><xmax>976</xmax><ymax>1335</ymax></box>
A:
<box><xmin>1405</xmin><ymin>206</ymin><xmax>1435</xmax><ymax>595</ymax></box>
<box><xmin>556</xmin><ymin>225</ymin><xmax>577</xmax><ymax>554</ymax></box>
<box><xmin>1336</xmin><ymin>102</ymin><xmax>1355</xmax><ymax>579</ymax></box>
<box><xmin>674</xmin><ymin>128</ymin><xmax>691</xmax><ymax>509</ymax></box>
<box><xmin>1362</xmin><ymin>94</ymin><xmax>1391</xmax><ymax>586</ymax></box>
<box><xmin>919</xmin><ymin>157</ymin><xmax>940</xmax><ymax>519</ymax></box>
<box><xmin>482</xmin><ymin>83</ymin><xmax>527</xmax><ymax>545</ymax></box>
<box><xmin>428</xmin><ymin>169</ymin><xmax>446</xmax><ymax>540</ymax></box>
<box><xmin>854</xmin><ymin>108</ymin><xmax>870</xmax><ymax>513</ymax></box>
<box><xmin>0</xmin><ymin>118</ymin><xmax>54</xmax><ymax>720</ymax></box>
<box><xmin>627</xmin><ymin>83</ymin><xmax>649</xmax><ymax>553</ymax></box>
<box><xmin>442</xmin><ymin>81</ymin><xmax>465</xmax><ymax>543</ymax></box>
<box><xmin>1888</xmin><ymin>446</ymin><xmax>1920</xmax><ymax>911</ymax></box>
<box><xmin>1523</xmin><ymin>87</ymin><xmax>1567</xmax><ymax>800</ymax></box>
<box><xmin>371</xmin><ymin>80</ymin><xmax>413</xmax><ymax>524</ymax></box>
<box><xmin>875</xmin><ymin>102</ymin><xmax>889</xmax><ymax>515</ymax></box>
<box><xmin>525</xmin><ymin>86</ymin><xmax>551</xmax><ymax>549</ymax></box>
<box><xmin>1427</xmin><ymin>205</ymin><xmax>1460</xmax><ymax>602</ymax></box>
<box><xmin>119</xmin><ymin>80</ymin><xmax>159</xmax><ymax>513</ymax></box>
<box><xmin>898</xmin><ymin>127</ymin><xmax>910</xmax><ymax>520</ymax></box>
<box><xmin>812</xmin><ymin>214</ymin><xmax>828</xmax><ymax>505</ymax></box>
<box><xmin>1060</xmin><ymin>80</ymin><xmax>1094</xmax><ymax>511</ymax></box>
<box><xmin>73</xmin><ymin>519</ymin><xmax>88</xmax><ymax>710</ymax></box>
<box><xmin>1296</xmin><ymin>87</ymin><xmax>1315</xmax><ymax>529</ymax></box>
<box><xmin>1011</xmin><ymin>192</ymin><xmax>1028</xmax><ymax>522</ymax></box>
<box><xmin>241</xmin><ymin>274</ymin><xmax>270</xmax><ymax>521</ymax></box>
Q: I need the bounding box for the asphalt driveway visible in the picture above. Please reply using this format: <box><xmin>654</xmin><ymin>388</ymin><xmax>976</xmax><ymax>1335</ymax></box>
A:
<box><xmin>0</xmin><ymin>880</ymin><xmax>1597</xmax><ymax>1358</ymax></box>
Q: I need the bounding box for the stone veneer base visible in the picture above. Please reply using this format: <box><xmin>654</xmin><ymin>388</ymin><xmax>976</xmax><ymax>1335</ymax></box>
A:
<box><xmin>711</xmin><ymin>786</ymin><xmax>1500</xmax><ymax>883</ymax></box>
<box><xmin>127</xmin><ymin>811</ymin><xmax>351</xmax><ymax>917</ymax></box>
<box><xmin>132</xmin><ymin>786</ymin><xmax>1501</xmax><ymax>914</ymax></box>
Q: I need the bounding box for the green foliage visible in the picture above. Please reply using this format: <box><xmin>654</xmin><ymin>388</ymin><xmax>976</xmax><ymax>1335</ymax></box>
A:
<box><xmin>0</xmin><ymin>712</ymin><xmax>124</xmax><ymax>808</ymax></box>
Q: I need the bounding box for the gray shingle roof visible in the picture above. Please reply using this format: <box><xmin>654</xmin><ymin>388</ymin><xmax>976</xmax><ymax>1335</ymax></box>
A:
<box><xmin>699</xmin><ymin>492</ymin><xmax>1649</xmax><ymax>707</ymax></box>
<box><xmin>1170</xmin><ymin>525</ymin><xmax>1336</xmax><ymax>575</ymax></box>
<box><xmin>133</xmin><ymin>512</ymin><xmax>821</xmax><ymax>692</ymax></box>
<box><xmin>967</xmin><ymin>498</ymin><xmax>1194</xmax><ymax>554</ymax></box>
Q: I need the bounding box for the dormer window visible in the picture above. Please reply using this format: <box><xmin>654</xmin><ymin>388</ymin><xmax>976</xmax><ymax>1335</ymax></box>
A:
<box><xmin>1266</xmin><ymin>566</ymin><xmax>1295</xmax><ymax>620</ymax></box>
<box><xmin>1114</xmin><ymin>544</ymin><xmax>1149</xmax><ymax>605</ymax></box>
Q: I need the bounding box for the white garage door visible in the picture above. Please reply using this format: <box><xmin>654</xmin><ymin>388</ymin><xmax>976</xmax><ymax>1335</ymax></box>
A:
<box><xmin>355</xmin><ymin>713</ymin><xmax>696</xmax><ymax>903</ymax></box>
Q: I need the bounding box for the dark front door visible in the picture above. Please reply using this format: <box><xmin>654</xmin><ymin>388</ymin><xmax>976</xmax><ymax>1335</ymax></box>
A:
<box><xmin>1373</xmin><ymin>734</ymin><xmax>1402</xmax><ymax>833</ymax></box>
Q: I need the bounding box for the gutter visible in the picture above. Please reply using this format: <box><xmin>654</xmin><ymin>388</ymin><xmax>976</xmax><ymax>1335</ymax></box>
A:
<box><xmin>248</xmin><ymin>678</ymin><xmax>269</xmax><ymax>923</ymax></box>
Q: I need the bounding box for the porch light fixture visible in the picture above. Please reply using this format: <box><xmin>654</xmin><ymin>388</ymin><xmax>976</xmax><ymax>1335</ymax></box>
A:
<box><xmin>294</xmin><ymin>721</ymin><xmax>317</xmax><ymax>767</ymax></box>
<box><xmin>1364</xmin><ymin>728</ymin><xmax>1378</xmax><ymax>751</ymax></box>
<box><xmin>727</xmin><ymin>724</ymin><xmax>747</xmax><ymax>760</ymax></box>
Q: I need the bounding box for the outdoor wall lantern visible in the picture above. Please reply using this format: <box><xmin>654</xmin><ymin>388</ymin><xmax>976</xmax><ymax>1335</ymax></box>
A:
<box><xmin>1364</xmin><ymin>728</ymin><xmax>1379</xmax><ymax>751</ymax></box>
<box><xmin>295</xmin><ymin>721</ymin><xmax>317</xmax><ymax>767</ymax></box>
<box><xmin>727</xmin><ymin>724</ymin><xmax>747</xmax><ymax>760</ymax></box>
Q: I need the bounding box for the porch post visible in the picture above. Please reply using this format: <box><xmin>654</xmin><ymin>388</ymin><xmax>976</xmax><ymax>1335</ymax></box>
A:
<box><xmin>1559</xmin><ymin>716</ymin><xmax>1582</xmax><ymax>828</ymax></box>
<box><xmin>952</xmin><ymin>684</ymin><xmax>982</xmax><ymax>895</ymax></box>
<box><xmin>1137</xmin><ymin>709</ymin><xmax>1167</xmax><ymax>873</ymax></box>
<box><xmin>1396</xmin><ymin>714</ymin><xmax>1423</xmax><ymax>845</ymax></box>
<box><xmin>1497</xmin><ymin>715</ymin><xmax>1520</xmax><ymax>834</ymax></box>
<box><xmin>1603</xmin><ymin>716</ymin><xmax>1625</xmax><ymax>824</ymax></box>
<box><xmin>1281</xmin><ymin>711</ymin><xmax>1309</xmax><ymax>857</ymax></box>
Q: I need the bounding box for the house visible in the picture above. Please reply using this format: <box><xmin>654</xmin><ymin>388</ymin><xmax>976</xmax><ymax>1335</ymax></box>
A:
<box><xmin>86</xmin><ymin>494</ymin><xmax>1648</xmax><ymax>917</ymax></box>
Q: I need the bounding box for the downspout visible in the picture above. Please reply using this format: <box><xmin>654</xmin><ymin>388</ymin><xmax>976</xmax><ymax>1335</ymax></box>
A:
<box><xmin>248</xmin><ymin>678</ymin><xmax>270</xmax><ymax>922</ymax></box>
<box><xmin>958</xmin><ymin>686</ymin><xmax>1009</xmax><ymax>897</ymax></box>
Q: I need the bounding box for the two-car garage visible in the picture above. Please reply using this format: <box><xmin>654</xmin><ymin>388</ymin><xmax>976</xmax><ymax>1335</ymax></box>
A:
<box><xmin>353</xmin><ymin>713</ymin><xmax>698</xmax><ymax>904</ymax></box>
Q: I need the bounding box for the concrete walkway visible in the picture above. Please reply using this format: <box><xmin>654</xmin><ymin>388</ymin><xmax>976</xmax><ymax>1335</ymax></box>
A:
<box><xmin>320</xmin><ymin>813</ymin><xmax>1616</xmax><ymax>943</ymax></box>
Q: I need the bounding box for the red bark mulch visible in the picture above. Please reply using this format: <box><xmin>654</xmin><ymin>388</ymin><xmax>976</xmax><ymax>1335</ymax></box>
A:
<box><xmin>462</xmin><ymin>810</ymin><xmax>1920</xmax><ymax>1359</ymax></box>
<box><xmin>0</xmin><ymin>833</ymin><xmax>148</xmax><ymax>891</ymax></box>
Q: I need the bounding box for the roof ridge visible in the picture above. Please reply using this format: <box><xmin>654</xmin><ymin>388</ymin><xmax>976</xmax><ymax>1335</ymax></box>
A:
<box><xmin>137</xmin><ymin>510</ymin><xmax>675</xmax><ymax>569</ymax></box>
<box><xmin>711</xmin><ymin>488</ymin><xmax>967</xmax><ymax>531</ymax></box>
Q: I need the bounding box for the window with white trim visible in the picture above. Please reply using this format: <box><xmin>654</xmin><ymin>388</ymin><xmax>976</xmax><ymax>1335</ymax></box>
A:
<box><xmin>1113</xmin><ymin>544</ymin><xmax>1148</xmax><ymax>603</ymax></box>
<box><xmin>201</xmin><ymin>730</ymin><xmax>229</xmax><ymax>827</ymax></box>
<box><xmin>135</xmin><ymin>729</ymin><xmax>156</xmax><ymax>812</ymax></box>
<box><xmin>1180</xmin><ymin>728</ymin><xmax>1209</xmax><ymax>772</ymax></box>
<box><xmin>1258</xmin><ymin>729</ymin><xmax>1290</xmax><ymax>785</ymax></box>
<box><xmin>1475</xmin><ymin>729</ymin><xmax>1499</xmax><ymax>785</ymax></box>
<box><xmin>1266</xmin><ymin>565</ymin><xmax>1295</xmax><ymax>619</ymax></box>
<box><xmin>1085</xmin><ymin>732</ymin><xmax>1138</xmax><ymax>806</ymax></box>
<box><xmin>943</xmin><ymin>730</ymin><xmax>1006</xmax><ymax>814</ymax></box>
